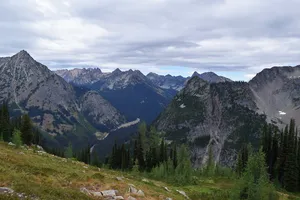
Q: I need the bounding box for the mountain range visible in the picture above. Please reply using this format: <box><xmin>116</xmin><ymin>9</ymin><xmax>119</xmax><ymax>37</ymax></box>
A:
<box><xmin>1</xmin><ymin>50</ymin><xmax>300</xmax><ymax>167</ymax></box>
<box><xmin>155</xmin><ymin>65</ymin><xmax>300</xmax><ymax>167</ymax></box>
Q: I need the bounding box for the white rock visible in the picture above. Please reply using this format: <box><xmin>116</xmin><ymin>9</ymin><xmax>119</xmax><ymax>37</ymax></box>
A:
<box><xmin>164</xmin><ymin>187</ymin><xmax>171</xmax><ymax>192</ymax></box>
<box><xmin>0</xmin><ymin>187</ymin><xmax>14</xmax><ymax>194</ymax></box>
<box><xmin>36</xmin><ymin>145</ymin><xmax>44</xmax><ymax>151</ymax></box>
<box><xmin>101</xmin><ymin>190</ymin><xmax>116</xmax><ymax>197</ymax></box>
<box><xmin>127</xmin><ymin>196</ymin><xmax>136</xmax><ymax>200</ymax></box>
<box><xmin>136</xmin><ymin>190</ymin><xmax>145</xmax><ymax>196</ymax></box>
<box><xmin>166</xmin><ymin>198</ymin><xmax>173</xmax><ymax>200</ymax></box>
<box><xmin>80</xmin><ymin>187</ymin><xmax>91</xmax><ymax>195</ymax></box>
<box><xmin>128</xmin><ymin>185</ymin><xmax>138</xmax><ymax>194</ymax></box>
<box><xmin>92</xmin><ymin>192</ymin><xmax>103</xmax><ymax>197</ymax></box>
<box><xmin>8</xmin><ymin>142</ymin><xmax>15</xmax><ymax>146</ymax></box>
<box><xmin>176</xmin><ymin>190</ymin><xmax>190</xmax><ymax>199</ymax></box>
<box><xmin>116</xmin><ymin>177</ymin><xmax>124</xmax><ymax>181</ymax></box>
<box><xmin>142</xmin><ymin>178</ymin><xmax>149</xmax><ymax>183</ymax></box>
<box><xmin>115</xmin><ymin>196</ymin><xmax>124</xmax><ymax>200</ymax></box>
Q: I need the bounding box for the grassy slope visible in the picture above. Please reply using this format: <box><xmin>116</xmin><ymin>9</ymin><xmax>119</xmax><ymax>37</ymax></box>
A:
<box><xmin>0</xmin><ymin>142</ymin><xmax>296</xmax><ymax>200</ymax></box>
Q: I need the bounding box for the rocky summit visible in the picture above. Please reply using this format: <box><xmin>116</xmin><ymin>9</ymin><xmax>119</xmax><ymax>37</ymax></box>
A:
<box><xmin>155</xmin><ymin>65</ymin><xmax>300</xmax><ymax>167</ymax></box>
<box><xmin>0</xmin><ymin>51</ymin><xmax>125</xmax><ymax>145</ymax></box>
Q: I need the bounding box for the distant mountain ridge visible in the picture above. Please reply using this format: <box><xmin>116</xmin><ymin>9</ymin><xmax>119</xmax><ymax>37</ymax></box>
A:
<box><xmin>55</xmin><ymin>68</ymin><xmax>232</xmax><ymax>91</ymax></box>
<box><xmin>0</xmin><ymin>50</ymin><xmax>127</xmax><ymax>148</ymax></box>
<box><xmin>155</xmin><ymin>65</ymin><xmax>300</xmax><ymax>167</ymax></box>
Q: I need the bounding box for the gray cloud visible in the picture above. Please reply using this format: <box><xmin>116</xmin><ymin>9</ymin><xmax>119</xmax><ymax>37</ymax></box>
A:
<box><xmin>0</xmin><ymin>0</ymin><xmax>300</xmax><ymax>79</ymax></box>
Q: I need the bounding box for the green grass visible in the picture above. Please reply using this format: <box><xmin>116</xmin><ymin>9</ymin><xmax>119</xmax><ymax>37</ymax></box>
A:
<box><xmin>0</xmin><ymin>142</ymin><xmax>297</xmax><ymax>200</ymax></box>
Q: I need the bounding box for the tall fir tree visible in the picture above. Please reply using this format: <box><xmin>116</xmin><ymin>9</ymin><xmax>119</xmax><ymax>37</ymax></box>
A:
<box><xmin>20</xmin><ymin>114</ymin><xmax>33</xmax><ymax>145</ymax></box>
<box><xmin>284</xmin><ymin>119</ymin><xmax>298</xmax><ymax>192</ymax></box>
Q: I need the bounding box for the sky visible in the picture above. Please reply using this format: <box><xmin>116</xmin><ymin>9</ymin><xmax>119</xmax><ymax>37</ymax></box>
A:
<box><xmin>1</xmin><ymin>0</ymin><xmax>300</xmax><ymax>81</ymax></box>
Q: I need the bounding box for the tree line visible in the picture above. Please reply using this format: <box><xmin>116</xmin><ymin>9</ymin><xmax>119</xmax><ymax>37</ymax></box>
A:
<box><xmin>0</xmin><ymin>103</ymin><xmax>42</xmax><ymax>147</ymax></box>
<box><xmin>236</xmin><ymin>118</ymin><xmax>300</xmax><ymax>193</ymax></box>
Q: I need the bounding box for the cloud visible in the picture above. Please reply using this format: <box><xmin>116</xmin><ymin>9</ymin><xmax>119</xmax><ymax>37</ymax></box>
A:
<box><xmin>0</xmin><ymin>0</ymin><xmax>300</xmax><ymax>79</ymax></box>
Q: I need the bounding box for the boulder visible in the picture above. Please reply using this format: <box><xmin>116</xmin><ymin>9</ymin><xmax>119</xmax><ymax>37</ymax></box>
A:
<box><xmin>128</xmin><ymin>185</ymin><xmax>138</xmax><ymax>194</ymax></box>
<box><xmin>115</xmin><ymin>196</ymin><xmax>125</xmax><ymax>200</ymax></box>
<box><xmin>164</xmin><ymin>187</ymin><xmax>171</xmax><ymax>192</ymax></box>
<box><xmin>127</xmin><ymin>196</ymin><xmax>136</xmax><ymax>200</ymax></box>
<box><xmin>166</xmin><ymin>198</ymin><xmax>173</xmax><ymax>200</ymax></box>
<box><xmin>0</xmin><ymin>187</ymin><xmax>14</xmax><ymax>194</ymax></box>
<box><xmin>142</xmin><ymin>178</ymin><xmax>149</xmax><ymax>183</ymax></box>
<box><xmin>80</xmin><ymin>187</ymin><xmax>91</xmax><ymax>195</ymax></box>
<box><xmin>176</xmin><ymin>190</ymin><xmax>190</xmax><ymax>199</ymax></box>
<box><xmin>36</xmin><ymin>145</ymin><xmax>44</xmax><ymax>151</ymax></box>
<box><xmin>8</xmin><ymin>142</ymin><xmax>15</xmax><ymax>146</ymax></box>
<box><xmin>101</xmin><ymin>190</ymin><xmax>116</xmax><ymax>197</ymax></box>
<box><xmin>136</xmin><ymin>190</ymin><xmax>145</xmax><ymax>197</ymax></box>
<box><xmin>116</xmin><ymin>176</ymin><xmax>124</xmax><ymax>181</ymax></box>
<box><xmin>92</xmin><ymin>192</ymin><xmax>103</xmax><ymax>197</ymax></box>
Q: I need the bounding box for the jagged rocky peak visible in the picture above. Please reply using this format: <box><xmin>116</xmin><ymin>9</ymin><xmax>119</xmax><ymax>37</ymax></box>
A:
<box><xmin>55</xmin><ymin>67</ymin><xmax>104</xmax><ymax>85</ymax></box>
<box><xmin>0</xmin><ymin>50</ymin><xmax>126</xmax><ymax>138</ymax></box>
<box><xmin>146</xmin><ymin>72</ymin><xmax>187</xmax><ymax>91</ymax></box>
<box><xmin>155</xmin><ymin>75</ymin><xmax>264</xmax><ymax>167</ymax></box>
<box><xmin>112</xmin><ymin>68</ymin><xmax>122</xmax><ymax>74</ymax></box>
<box><xmin>192</xmin><ymin>71</ymin><xmax>232</xmax><ymax>83</ymax></box>
<box><xmin>249</xmin><ymin>65</ymin><xmax>300</xmax><ymax>126</ymax></box>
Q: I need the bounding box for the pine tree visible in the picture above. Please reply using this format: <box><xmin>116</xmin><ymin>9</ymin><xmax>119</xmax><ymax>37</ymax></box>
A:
<box><xmin>160</xmin><ymin>139</ymin><xmax>165</xmax><ymax>163</ymax></box>
<box><xmin>12</xmin><ymin>129</ymin><xmax>22</xmax><ymax>148</ymax></box>
<box><xmin>284</xmin><ymin>119</ymin><xmax>298</xmax><ymax>192</ymax></box>
<box><xmin>65</xmin><ymin>143</ymin><xmax>73</xmax><ymax>158</ymax></box>
<box><xmin>206</xmin><ymin>144</ymin><xmax>215</xmax><ymax>176</ymax></box>
<box><xmin>20</xmin><ymin>114</ymin><xmax>33</xmax><ymax>145</ymax></box>
<box><xmin>173</xmin><ymin>144</ymin><xmax>178</xmax><ymax>168</ymax></box>
<box><xmin>137</xmin><ymin>133</ymin><xmax>145</xmax><ymax>171</ymax></box>
<box><xmin>278</xmin><ymin>125</ymin><xmax>289</xmax><ymax>185</ymax></box>
<box><xmin>1</xmin><ymin>103</ymin><xmax>11</xmax><ymax>142</ymax></box>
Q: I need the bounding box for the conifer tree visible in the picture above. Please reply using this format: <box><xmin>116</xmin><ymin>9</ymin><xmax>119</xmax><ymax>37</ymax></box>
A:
<box><xmin>1</xmin><ymin>103</ymin><xmax>11</xmax><ymax>142</ymax></box>
<box><xmin>12</xmin><ymin>129</ymin><xmax>22</xmax><ymax>148</ymax></box>
<box><xmin>20</xmin><ymin>114</ymin><xmax>33</xmax><ymax>145</ymax></box>
<box><xmin>65</xmin><ymin>143</ymin><xmax>73</xmax><ymax>158</ymax></box>
<box><xmin>284</xmin><ymin>119</ymin><xmax>298</xmax><ymax>192</ymax></box>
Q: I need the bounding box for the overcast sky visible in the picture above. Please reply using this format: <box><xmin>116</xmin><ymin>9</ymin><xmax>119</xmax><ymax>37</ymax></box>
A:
<box><xmin>1</xmin><ymin>0</ymin><xmax>300</xmax><ymax>80</ymax></box>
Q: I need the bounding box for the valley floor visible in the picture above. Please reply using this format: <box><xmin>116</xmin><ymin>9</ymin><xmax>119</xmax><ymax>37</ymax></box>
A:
<box><xmin>0</xmin><ymin>142</ymin><xmax>297</xmax><ymax>200</ymax></box>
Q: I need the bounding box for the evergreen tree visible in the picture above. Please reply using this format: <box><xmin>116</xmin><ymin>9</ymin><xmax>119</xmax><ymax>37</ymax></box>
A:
<box><xmin>65</xmin><ymin>143</ymin><xmax>73</xmax><ymax>158</ymax></box>
<box><xmin>1</xmin><ymin>103</ymin><xmax>11</xmax><ymax>142</ymax></box>
<box><xmin>12</xmin><ymin>129</ymin><xmax>22</xmax><ymax>148</ymax></box>
<box><xmin>278</xmin><ymin>125</ymin><xmax>289</xmax><ymax>185</ymax></box>
<box><xmin>137</xmin><ymin>132</ymin><xmax>146</xmax><ymax>171</ymax></box>
<box><xmin>284</xmin><ymin>119</ymin><xmax>298</xmax><ymax>192</ymax></box>
<box><xmin>173</xmin><ymin>144</ymin><xmax>178</xmax><ymax>168</ymax></box>
<box><xmin>160</xmin><ymin>139</ymin><xmax>165</xmax><ymax>163</ymax></box>
<box><xmin>20</xmin><ymin>114</ymin><xmax>33</xmax><ymax>145</ymax></box>
<box><xmin>231</xmin><ymin>148</ymin><xmax>277</xmax><ymax>200</ymax></box>
<box><xmin>206</xmin><ymin>144</ymin><xmax>215</xmax><ymax>176</ymax></box>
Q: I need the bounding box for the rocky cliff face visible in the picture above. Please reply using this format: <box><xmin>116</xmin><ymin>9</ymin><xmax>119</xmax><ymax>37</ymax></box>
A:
<box><xmin>0</xmin><ymin>51</ymin><xmax>125</xmax><ymax>141</ymax></box>
<box><xmin>249</xmin><ymin>66</ymin><xmax>300</xmax><ymax>127</ymax></box>
<box><xmin>55</xmin><ymin>68</ymin><xmax>103</xmax><ymax>85</ymax></box>
<box><xmin>155</xmin><ymin>77</ymin><xmax>266</xmax><ymax>167</ymax></box>
<box><xmin>146</xmin><ymin>72</ymin><xmax>187</xmax><ymax>91</ymax></box>
<box><xmin>90</xmin><ymin>69</ymin><xmax>175</xmax><ymax>123</ymax></box>
<box><xmin>155</xmin><ymin>65</ymin><xmax>300</xmax><ymax>167</ymax></box>
<box><xmin>192</xmin><ymin>72</ymin><xmax>232</xmax><ymax>83</ymax></box>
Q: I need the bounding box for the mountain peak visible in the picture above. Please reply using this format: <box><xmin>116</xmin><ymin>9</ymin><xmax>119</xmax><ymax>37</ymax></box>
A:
<box><xmin>14</xmin><ymin>50</ymin><xmax>33</xmax><ymax>60</ymax></box>
<box><xmin>192</xmin><ymin>71</ymin><xmax>200</xmax><ymax>77</ymax></box>
<box><xmin>112</xmin><ymin>68</ymin><xmax>122</xmax><ymax>74</ymax></box>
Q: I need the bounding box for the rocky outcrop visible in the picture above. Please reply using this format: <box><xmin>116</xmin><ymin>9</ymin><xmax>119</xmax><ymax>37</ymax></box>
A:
<box><xmin>192</xmin><ymin>71</ymin><xmax>232</xmax><ymax>83</ymax></box>
<box><xmin>55</xmin><ymin>68</ymin><xmax>103</xmax><ymax>85</ymax></box>
<box><xmin>0</xmin><ymin>51</ymin><xmax>125</xmax><ymax>140</ymax></box>
<box><xmin>155</xmin><ymin>77</ymin><xmax>266</xmax><ymax>167</ymax></box>
<box><xmin>249</xmin><ymin>65</ymin><xmax>300</xmax><ymax>128</ymax></box>
<box><xmin>80</xmin><ymin>91</ymin><xmax>125</xmax><ymax>130</ymax></box>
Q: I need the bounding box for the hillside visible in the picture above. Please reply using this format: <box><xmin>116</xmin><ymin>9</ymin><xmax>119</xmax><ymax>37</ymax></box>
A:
<box><xmin>0</xmin><ymin>142</ymin><xmax>296</xmax><ymax>200</ymax></box>
<box><xmin>0</xmin><ymin>142</ymin><xmax>234</xmax><ymax>200</ymax></box>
